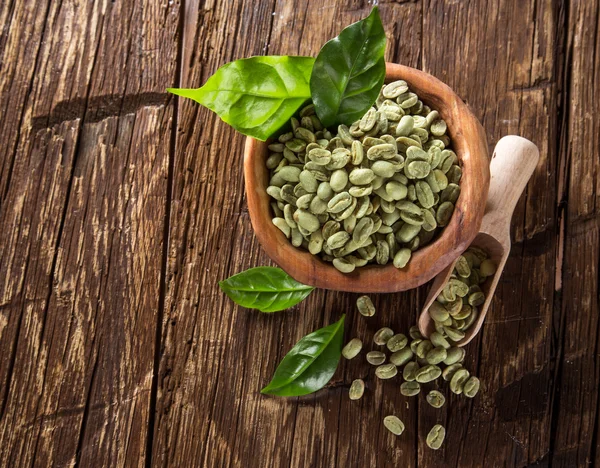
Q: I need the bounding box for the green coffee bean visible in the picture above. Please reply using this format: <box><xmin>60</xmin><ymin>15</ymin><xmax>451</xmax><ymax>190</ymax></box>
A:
<box><xmin>454</xmin><ymin>304</ymin><xmax>473</xmax><ymax>320</ymax></box>
<box><xmin>367</xmin><ymin>143</ymin><xmax>396</xmax><ymax>161</ymax></box>
<box><xmin>410</xmin><ymin>338</ymin><xmax>422</xmax><ymax>354</ymax></box>
<box><xmin>416</xmin><ymin>340</ymin><xmax>434</xmax><ymax>359</ymax></box>
<box><xmin>430</xmin><ymin>119</ymin><xmax>447</xmax><ymax>136</ymax></box>
<box><xmin>409</xmin><ymin>325</ymin><xmax>423</xmax><ymax>340</ymax></box>
<box><xmin>436</xmin><ymin>201</ymin><xmax>455</xmax><ymax>226</ymax></box>
<box><xmin>390</xmin><ymin>347</ymin><xmax>414</xmax><ymax>367</ymax></box>
<box><xmin>442</xmin><ymin>363</ymin><xmax>463</xmax><ymax>381</ymax></box>
<box><xmin>463</xmin><ymin>376</ymin><xmax>480</xmax><ymax>398</ymax></box>
<box><xmin>430</xmin><ymin>331</ymin><xmax>451</xmax><ymax>349</ymax></box>
<box><xmin>383</xmin><ymin>415</ymin><xmax>405</xmax><ymax>435</ymax></box>
<box><xmin>351</xmin><ymin>140</ymin><xmax>364</xmax><ymax>165</ymax></box>
<box><xmin>296</xmin><ymin>193</ymin><xmax>315</xmax><ymax>210</ymax></box>
<box><xmin>403</xmin><ymin>361</ymin><xmax>420</xmax><ymax>381</ymax></box>
<box><xmin>337</xmin><ymin>124</ymin><xmax>354</xmax><ymax>145</ymax></box>
<box><xmin>366</xmin><ymin>351</ymin><xmax>386</xmax><ymax>365</ymax></box>
<box><xmin>415</xmin><ymin>364</ymin><xmax>442</xmax><ymax>383</ymax></box>
<box><xmin>450</xmin><ymin>368</ymin><xmax>470</xmax><ymax>394</ymax></box>
<box><xmin>321</xmin><ymin>220</ymin><xmax>340</xmax><ymax>239</ymax></box>
<box><xmin>480</xmin><ymin>259</ymin><xmax>497</xmax><ymax>277</ymax></box>
<box><xmin>428</xmin><ymin>304</ymin><xmax>448</xmax><ymax>326</ymax></box>
<box><xmin>395</xmin><ymin>115</ymin><xmax>414</xmax><ymax>136</ymax></box>
<box><xmin>273</xmin><ymin>217</ymin><xmax>291</xmax><ymax>237</ymax></box>
<box><xmin>468</xmin><ymin>292</ymin><xmax>485</xmax><ymax>309</ymax></box>
<box><xmin>448</xmin><ymin>278</ymin><xmax>469</xmax><ymax>297</ymax></box>
<box><xmin>349</xmin><ymin>168</ymin><xmax>375</xmax><ymax>185</ymax></box>
<box><xmin>327</xmin><ymin>231</ymin><xmax>351</xmax><ymax>250</ymax></box>
<box><xmin>398</xmin><ymin>91</ymin><xmax>418</xmax><ymax>109</ymax></box>
<box><xmin>425</xmin><ymin>347</ymin><xmax>448</xmax><ymax>365</ymax></box>
<box><xmin>426</xmin><ymin>390</ymin><xmax>446</xmax><ymax>408</ymax></box>
<box><xmin>385</xmin><ymin>181</ymin><xmax>408</xmax><ymax>201</ymax></box>
<box><xmin>327</xmin><ymin>149</ymin><xmax>350</xmax><ymax>170</ymax></box>
<box><xmin>405</xmin><ymin>160</ymin><xmax>431</xmax><ymax>179</ymax></box>
<box><xmin>371</xmin><ymin>161</ymin><xmax>397</xmax><ymax>178</ymax></box>
<box><xmin>376</xmin><ymin>240</ymin><xmax>390</xmax><ymax>265</ymax></box>
<box><xmin>383</xmin><ymin>80</ymin><xmax>409</xmax><ymax>99</ymax></box>
<box><xmin>278</xmin><ymin>184</ymin><xmax>296</xmax><ymax>205</ymax></box>
<box><xmin>266</xmin><ymin>186</ymin><xmax>283</xmax><ymax>202</ymax></box>
<box><xmin>308</xmin><ymin>230</ymin><xmax>324</xmax><ymax>255</ymax></box>
<box><xmin>393</xmin><ymin>248</ymin><xmax>411</xmax><ymax>268</ymax></box>
<box><xmin>359</xmin><ymin>108</ymin><xmax>378</xmax><ymax>132</ymax></box>
<box><xmin>387</xmin><ymin>334</ymin><xmax>408</xmax><ymax>352</ymax></box>
<box><xmin>356</xmin><ymin>295</ymin><xmax>375</xmax><ymax>317</ymax></box>
<box><xmin>290</xmin><ymin>228</ymin><xmax>302</xmax><ymax>246</ymax></box>
<box><xmin>328</xmin><ymin>192</ymin><xmax>353</xmax><ymax>213</ymax></box>
<box><xmin>414</xmin><ymin>182</ymin><xmax>434</xmax><ymax>209</ymax></box>
<box><xmin>267</xmin><ymin>153</ymin><xmax>284</xmax><ymax>169</ymax></box>
<box><xmin>374</xmin><ymin>327</ymin><xmax>394</xmax><ymax>345</ymax></box>
<box><xmin>271</xmin><ymin>202</ymin><xmax>283</xmax><ymax>217</ymax></box>
<box><xmin>455</xmin><ymin>255</ymin><xmax>471</xmax><ymax>278</ymax></box>
<box><xmin>447</xmin><ymin>164</ymin><xmax>462</xmax><ymax>184</ymax></box>
<box><xmin>441</xmin><ymin>183</ymin><xmax>461</xmax><ymax>203</ymax></box>
<box><xmin>400</xmin><ymin>381</ymin><xmax>421</xmax><ymax>396</ymax></box>
<box><xmin>295</xmin><ymin>209</ymin><xmax>320</xmax><ymax>233</ymax></box>
<box><xmin>354</xmin><ymin>196</ymin><xmax>370</xmax><ymax>218</ymax></box>
<box><xmin>444</xmin><ymin>327</ymin><xmax>465</xmax><ymax>342</ymax></box>
<box><xmin>363</xmin><ymin>136</ymin><xmax>386</xmax><ymax>149</ymax></box>
<box><xmin>268</xmin><ymin>142</ymin><xmax>285</xmax><ymax>152</ymax></box>
<box><xmin>443</xmin><ymin>347</ymin><xmax>466</xmax><ymax>365</ymax></box>
<box><xmin>317</xmin><ymin>181</ymin><xmax>334</xmax><ymax>201</ymax></box>
<box><xmin>375</xmin><ymin>363</ymin><xmax>398</xmax><ymax>380</ymax></box>
<box><xmin>342</xmin><ymin>338</ymin><xmax>362</xmax><ymax>359</ymax></box>
<box><xmin>407</xmin><ymin>184</ymin><xmax>417</xmax><ymax>201</ymax></box>
<box><xmin>283</xmin><ymin>204</ymin><xmax>297</xmax><ymax>229</ymax></box>
<box><xmin>397</xmin><ymin>223</ymin><xmax>421</xmax><ymax>243</ymax></box>
<box><xmin>349</xmin><ymin>379</ymin><xmax>365</xmax><ymax>400</ymax></box>
<box><xmin>426</xmin><ymin>424</ymin><xmax>446</xmax><ymax>450</ymax></box>
<box><xmin>382</xmin><ymin>209</ymin><xmax>401</xmax><ymax>226</ymax></box>
<box><xmin>333</xmin><ymin>257</ymin><xmax>355</xmax><ymax>273</ymax></box>
<box><xmin>329</xmin><ymin>170</ymin><xmax>349</xmax><ymax>193</ymax></box>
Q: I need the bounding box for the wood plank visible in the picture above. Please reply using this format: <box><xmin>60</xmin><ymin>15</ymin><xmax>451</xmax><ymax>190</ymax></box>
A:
<box><xmin>151</xmin><ymin>0</ymin><xmax>287</xmax><ymax>465</ymax></box>
<box><xmin>0</xmin><ymin>0</ymin><xmax>179</xmax><ymax>466</ymax></box>
<box><xmin>419</xmin><ymin>0</ymin><xmax>560</xmax><ymax>465</ymax></box>
<box><xmin>0</xmin><ymin>0</ymin><xmax>50</xmax><ymax>200</ymax></box>
<box><xmin>551</xmin><ymin>0</ymin><xmax>600</xmax><ymax>465</ymax></box>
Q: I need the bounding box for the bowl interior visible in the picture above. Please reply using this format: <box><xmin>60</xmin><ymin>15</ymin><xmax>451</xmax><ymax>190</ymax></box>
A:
<box><xmin>244</xmin><ymin>63</ymin><xmax>490</xmax><ymax>293</ymax></box>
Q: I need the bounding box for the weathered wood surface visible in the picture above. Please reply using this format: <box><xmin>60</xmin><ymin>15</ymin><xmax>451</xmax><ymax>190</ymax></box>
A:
<box><xmin>0</xmin><ymin>0</ymin><xmax>598</xmax><ymax>467</ymax></box>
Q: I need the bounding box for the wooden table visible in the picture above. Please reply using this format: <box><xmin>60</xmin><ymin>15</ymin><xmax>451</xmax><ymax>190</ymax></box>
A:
<box><xmin>0</xmin><ymin>1</ymin><xmax>598</xmax><ymax>466</ymax></box>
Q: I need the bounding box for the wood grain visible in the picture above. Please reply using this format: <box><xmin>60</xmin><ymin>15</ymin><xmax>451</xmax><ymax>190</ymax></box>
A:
<box><xmin>0</xmin><ymin>0</ymin><xmax>598</xmax><ymax>467</ymax></box>
<box><xmin>0</xmin><ymin>0</ymin><xmax>178</xmax><ymax>466</ymax></box>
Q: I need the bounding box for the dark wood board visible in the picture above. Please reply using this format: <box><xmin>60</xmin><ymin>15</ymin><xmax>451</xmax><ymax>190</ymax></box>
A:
<box><xmin>0</xmin><ymin>0</ymin><xmax>598</xmax><ymax>467</ymax></box>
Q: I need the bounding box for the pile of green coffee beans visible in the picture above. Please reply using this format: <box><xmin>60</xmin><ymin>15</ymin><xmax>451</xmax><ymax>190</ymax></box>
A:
<box><xmin>342</xmin><ymin>295</ymin><xmax>482</xmax><ymax>450</ymax></box>
<box><xmin>427</xmin><ymin>247</ymin><xmax>497</xmax><ymax>342</ymax></box>
<box><xmin>266</xmin><ymin>81</ymin><xmax>462</xmax><ymax>273</ymax></box>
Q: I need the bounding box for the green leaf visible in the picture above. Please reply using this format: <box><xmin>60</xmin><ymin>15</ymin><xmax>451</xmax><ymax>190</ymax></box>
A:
<box><xmin>261</xmin><ymin>315</ymin><xmax>345</xmax><ymax>396</ymax></box>
<box><xmin>218</xmin><ymin>266</ymin><xmax>314</xmax><ymax>312</ymax></box>
<box><xmin>168</xmin><ymin>56</ymin><xmax>315</xmax><ymax>141</ymax></box>
<box><xmin>310</xmin><ymin>7</ymin><xmax>386</xmax><ymax>128</ymax></box>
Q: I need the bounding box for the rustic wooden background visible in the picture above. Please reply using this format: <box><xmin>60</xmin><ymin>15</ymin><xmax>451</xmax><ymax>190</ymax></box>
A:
<box><xmin>0</xmin><ymin>0</ymin><xmax>598</xmax><ymax>466</ymax></box>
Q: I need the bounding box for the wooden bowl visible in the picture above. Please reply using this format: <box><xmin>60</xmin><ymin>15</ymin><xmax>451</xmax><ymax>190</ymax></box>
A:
<box><xmin>243</xmin><ymin>62</ymin><xmax>490</xmax><ymax>293</ymax></box>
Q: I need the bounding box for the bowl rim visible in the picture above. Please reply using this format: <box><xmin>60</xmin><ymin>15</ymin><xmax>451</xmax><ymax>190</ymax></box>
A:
<box><xmin>243</xmin><ymin>62</ymin><xmax>490</xmax><ymax>293</ymax></box>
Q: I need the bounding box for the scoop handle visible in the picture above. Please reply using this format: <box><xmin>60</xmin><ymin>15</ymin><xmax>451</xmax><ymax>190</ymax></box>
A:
<box><xmin>480</xmin><ymin>136</ymin><xmax>540</xmax><ymax>237</ymax></box>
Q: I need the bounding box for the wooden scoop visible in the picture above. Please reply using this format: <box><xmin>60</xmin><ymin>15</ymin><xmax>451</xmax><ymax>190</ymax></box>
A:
<box><xmin>418</xmin><ymin>135</ymin><xmax>540</xmax><ymax>346</ymax></box>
